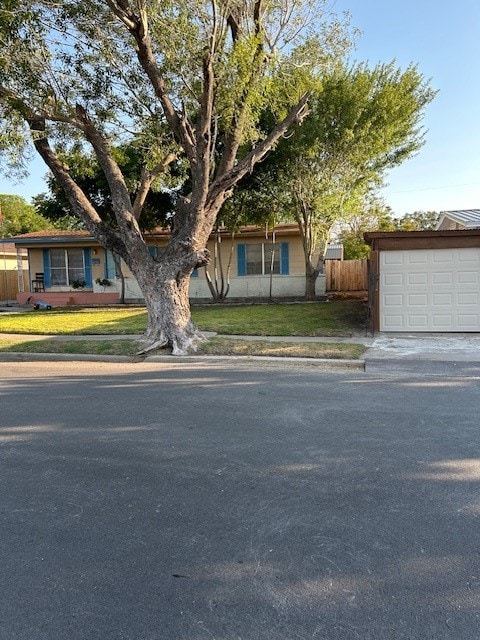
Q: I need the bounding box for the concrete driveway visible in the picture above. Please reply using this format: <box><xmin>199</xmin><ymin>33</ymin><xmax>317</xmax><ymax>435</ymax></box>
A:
<box><xmin>1</xmin><ymin>360</ymin><xmax>480</xmax><ymax>639</ymax></box>
<box><xmin>365</xmin><ymin>333</ymin><xmax>480</xmax><ymax>377</ymax></box>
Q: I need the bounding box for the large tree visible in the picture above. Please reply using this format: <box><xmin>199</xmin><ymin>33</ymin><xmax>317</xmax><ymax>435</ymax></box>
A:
<box><xmin>0</xmin><ymin>1</ymin><xmax>352</xmax><ymax>353</ymax></box>
<box><xmin>244</xmin><ymin>62</ymin><xmax>436</xmax><ymax>298</ymax></box>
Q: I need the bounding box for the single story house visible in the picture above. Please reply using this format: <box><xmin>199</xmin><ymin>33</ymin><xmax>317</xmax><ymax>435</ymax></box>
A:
<box><xmin>364</xmin><ymin>229</ymin><xmax>480</xmax><ymax>333</ymax></box>
<box><xmin>436</xmin><ymin>209</ymin><xmax>480</xmax><ymax>230</ymax></box>
<box><xmin>5</xmin><ymin>224</ymin><xmax>326</xmax><ymax>306</ymax></box>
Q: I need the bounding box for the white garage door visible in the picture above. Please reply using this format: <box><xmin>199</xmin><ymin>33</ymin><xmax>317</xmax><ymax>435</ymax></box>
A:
<box><xmin>380</xmin><ymin>248</ymin><xmax>480</xmax><ymax>331</ymax></box>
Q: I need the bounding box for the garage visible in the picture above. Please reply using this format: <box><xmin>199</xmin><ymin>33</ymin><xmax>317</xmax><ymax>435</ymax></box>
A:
<box><xmin>364</xmin><ymin>230</ymin><xmax>480</xmax><ymax>333</ymax></box>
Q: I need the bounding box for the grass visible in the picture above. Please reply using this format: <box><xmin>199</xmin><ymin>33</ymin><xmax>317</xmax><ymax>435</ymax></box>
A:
<box><xmin>197</xmin><ymin>337</ymin><xmax>365</xmax><ymax>359</ymax></box>
<box><xmin>0</xmin><ymin>338</ymin><xmax>139</xmax><ymax>356</ymax></box>
<box><xmin>194</xmin><ymin>300</ymin><xmax>366</xmax><ymax>336</ymax></box>
<box><xmin>0</xmin><ymin>307</ymin><xmax>147</xmax><ymax>335</ymax></box>
<box><xmin>0</xmin><ymin>300</ymin><xmax>367</xmax><ymax>337</ymax></box>
<box><xmin>0</xmin><ymin>300</ymin><xmax>368</xmax><ymax>360</ymax></box>
<box><xmin>0</xmin><ymin>338</ymin><xmax>138</xmax><ymax>356</ymax></box>
<box><xmin>0</xmin><ymin>336</ymin><xmax>366</xmax><ymax>360</ymax></box>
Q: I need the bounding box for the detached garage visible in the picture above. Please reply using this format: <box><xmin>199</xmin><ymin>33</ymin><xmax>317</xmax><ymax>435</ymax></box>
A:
<box><xmin>364</xmin><ymin>230</ymin><xmax>480</xmax><ymax>333</ymax></box>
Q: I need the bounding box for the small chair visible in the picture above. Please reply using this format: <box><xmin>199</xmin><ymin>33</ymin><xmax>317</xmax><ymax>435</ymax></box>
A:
<box><xmin>31</xmin><ymin>272</ymin><xmax>45</xmax><ymax>292</ymax></box>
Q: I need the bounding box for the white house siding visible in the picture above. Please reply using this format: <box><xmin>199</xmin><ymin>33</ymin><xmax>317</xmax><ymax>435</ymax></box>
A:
<box><xmin>189</xmin><ymin>274</ymin><xmax>326</xmax><ymax>299</ymax></box>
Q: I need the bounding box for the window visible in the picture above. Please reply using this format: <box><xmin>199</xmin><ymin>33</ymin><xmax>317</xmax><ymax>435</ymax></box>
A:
<box><xmin>44</xmin><ymin>248</ymin><xmax>92</xmax><ymax>287</ymax></box>
<box><xmin>105</xmin><ymin>250</ymin><xmax>117</xmax><ymax>280</ymax></box>
<box><xmin>238</xmin><ymin>242</ymin><xmax>289</xmax><ymax>276</ymax></box>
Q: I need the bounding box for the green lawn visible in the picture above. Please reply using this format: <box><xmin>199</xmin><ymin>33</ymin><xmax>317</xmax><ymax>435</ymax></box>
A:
<box><xmin>0</xmin><ymin>300</ymin><xmax>367</xmax><ymax>337</ymax></box>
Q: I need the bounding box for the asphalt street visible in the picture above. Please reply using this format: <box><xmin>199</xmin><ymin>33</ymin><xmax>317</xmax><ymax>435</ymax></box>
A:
<box><xmin>1</xmin><ymin>360</ymin><xmax>480</xmax><ymax>640</ymax></box>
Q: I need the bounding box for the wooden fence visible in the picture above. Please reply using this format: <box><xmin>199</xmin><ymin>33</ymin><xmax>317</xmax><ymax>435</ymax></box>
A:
<box><xmin>325</xmin><ymin>259</ymin><xmax>368</xmax><ymax>292</ymax></box>
<box><xmin>0</xmin><ymin>270</ymin><xmax>28</xmax><ymax>302</ymax></box>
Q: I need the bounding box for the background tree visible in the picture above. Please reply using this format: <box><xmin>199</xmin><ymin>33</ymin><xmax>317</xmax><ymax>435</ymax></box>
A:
<box><xmin>395</xmin><ymin>210</ymin><xmax>440</xmax><ymax>230</ymax></box>
<box><xmin>338</xmin><ymin>207</ymin><xmax>440</xmax><ymax>258</ymax></box>
<box><xmin>242</xmin><ymin>62</ymin><xmax>436</xmax><ymax>298</ymax></box>
<box><xmin>0</xmin><ymin>193</ymin><xmax>53</xmax><ymax>236</ymax></box>
<box><xmin>33</xmin><ymin>144</ymin><xmax>183</xmax><ymax>230</ymax></box>
<box><xmin>338</xmin><ymin>200</ymin><xmax>396</xmax><ymax>259</ymax></box>
<box><xmin>0</xmin><ymin>0</ymin><xmax>353</xmax><ymax>353</ymax></box>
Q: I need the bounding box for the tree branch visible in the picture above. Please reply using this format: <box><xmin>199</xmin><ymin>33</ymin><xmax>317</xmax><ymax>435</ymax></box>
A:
<box><xmin>216</xmin><ymin>1</ymin><xmax>267</xmax><ymax>178</ymax></box>
<box><xmin>107</xmin><ymin>2</ymin><xmax>197</xmax><ymax>164</ymax></box>
<box><xmin>132</xmin><ymin>151</ymin><xmax>177</xmax><ymax>220</ymax></box>
<box><xmin>26</xmin><ymin>116</ymin><xmax>127</xmax><ymax>258</ymax></box>
<box><xmin>72</xmin><ymin>105</ymin><xmax>144</xmax><ymax>243</ymax></box>
<box><xmin>208</xmin><ymin>93</ymin><xmax>310</xmax><ymax>207</ymax></box>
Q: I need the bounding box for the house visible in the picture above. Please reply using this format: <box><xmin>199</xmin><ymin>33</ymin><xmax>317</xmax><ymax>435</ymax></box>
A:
<box><xmin>436</xmin><ymin>209</ymin><xmax>480</xmax><ymax>230</ymax></box>
<box><xmin>5</xmin><ymin>224</ymin><xmax>326</xmax><ymax>306</ymax></box>
<box><xmin>364</xmin><ymin>229</ymin><xmax>480</xmax><ymax>333</ymax></box>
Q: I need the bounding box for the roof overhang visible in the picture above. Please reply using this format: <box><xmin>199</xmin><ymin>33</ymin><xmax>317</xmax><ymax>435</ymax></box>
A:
<box><xmin>364</xmin><ymin>229</ymin><xmax>480</xmax><ymax>252</ymax></box>
<box><xmin>2</xmin><ymin>223</ymin><xmax>302</xmax><ymax>249</ymax></box>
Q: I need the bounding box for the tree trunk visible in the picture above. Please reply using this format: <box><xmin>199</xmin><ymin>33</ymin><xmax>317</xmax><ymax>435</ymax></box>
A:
<box><xmin>305</xmin><ymin>263</ymin><xmax>320</xmax><ymax>301</ymax></box>
<box><xmin>136</xmin><ymin>269</ymin><xmax>205</xmax><ymax>356</ymax></box>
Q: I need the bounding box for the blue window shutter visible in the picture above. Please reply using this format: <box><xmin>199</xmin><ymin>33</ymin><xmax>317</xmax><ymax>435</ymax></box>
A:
<box><xmin>104</xmin><ymin>250</ymin><xmax>116</xmax><ymax>279</ymax></box>
<box><xmin>237</xmin><ymin>244</ymin><xmax>247</xmax><ymax>276</ymax></box>
<box><xmin>280</xmin><ymin>242</ymin><xmax>289</xmax><ymax>275</ymax></box>
<box><xmin>42</xmin><ymin>249</ymin><xmax>51</xmax><ymax>288</ymax></box>
<box><xmin>83</xmin><ymin>248</ymin><xmax>92</xmax><ymax>286</ymax></box>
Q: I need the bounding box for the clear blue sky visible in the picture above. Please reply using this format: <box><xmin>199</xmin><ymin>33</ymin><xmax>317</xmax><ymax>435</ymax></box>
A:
<box><xmin>1</xmin><ymin>0</ymin><xmax>479</xmax><ymax>216</ymax></box>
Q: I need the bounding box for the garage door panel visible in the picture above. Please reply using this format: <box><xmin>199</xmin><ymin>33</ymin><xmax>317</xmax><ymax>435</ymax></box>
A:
<box><xmin>383</xmin><ymin>273</ymin><xmax>404</xmax><ymax>287</ymax></box>
<box><xmin>408</xmin><ymin>273</ymin><xmax>428</xmax><ymax>285</ymax></box>
<box><xmin>458</xmin><ymin>314</ymin><xmax>480</xmax><ymax>329</ymax></box>
<box><xmin>433</xmin><ymin>293</ymin><xmax>453</xmax><ymax>305</ymax></box>
<box><xmin>458</xmin><ymin>272</ymin><xmax>479</xmax><ymax>284</ymax></box>
<box><xmin>383</xmin><ymin>252</ymin><xmax>404</xmax><ymax>265</ymax></box>
<box><xmin>408</xmin><ymin>251</ymin><xmax>429</xmax><ymax>264</ymax></box>
<box><xmin>458</xmin><ymin>248</ymin><xmax>480</xmax><ymax>262</ymax></box>
<box><xmin>380</xmin><ymin>248</ymin><xmax>480</xmax><ymax>332</ymax></box>
<box><xmin>383</xmin><ymin>315</ymin><xmax>405</xmax><ymax>329</ymax></box>
<box><xmin>432</xmin><ymin>315</ymin><xmax>453</xmax><ymax>329</ymax></box>
<box><xmin>433</xmin><ymin>249</ymin><xmax>454</xmax><ymax>263</ymax></box>
<box><xmin>458</xmin><ymin>292</ymin><xmax>478</xmax><ymax>305</ymax></box>
<box><xmin>384</xmin><ymin>294</ymin><xmax>403</xmax><ymax>306</ymax></box>
<box><xmin>408</xmin><ymin>293</ymin><xmax>428</xmax><ymax>306</ymax></box>
<box><xmin>408</xmin><ymin>315</ymin><xmax>428</xmax><ymax>328</ymax></box>
<box><xmin>432</xmin><ymin>272</ymin><xmax>454</xmax><ymax>285</ymax></box>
